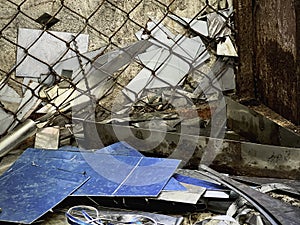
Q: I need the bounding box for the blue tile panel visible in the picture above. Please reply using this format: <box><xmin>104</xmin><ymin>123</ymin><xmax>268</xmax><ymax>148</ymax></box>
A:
<box><xmin>0</xmin><ymin>164</ymin><xmax>88</xmax><ymax>224</ymax></box>
<box><xmin>173</xmin><ymin>174</ymin><xmax>226</xmax><ymax>190</ymax></box>
<box><xmin>2</xmin><ymin>142</ymin><xmax>180</xmax><ymax>198</ymax></box>
<box><xmin>163</xmin><ymin>177</ymin><xmax>187</xmax><ymax>191</ymax></box>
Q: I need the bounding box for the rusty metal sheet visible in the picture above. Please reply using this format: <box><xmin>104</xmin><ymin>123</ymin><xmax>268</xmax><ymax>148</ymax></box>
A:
<box><xmin>200</xmin><ymin>165</ymin><xmax>300</xmax><ymax>225</ymax></box>
<box><xmin>226</xmin><ymin>97</ymin><xmax>300</xmax><ymax>147</ymax></box>
<box><xmin>80</xmin><ymin>121</ymin><xmax>300</xmax><ymax>179</ymax></box>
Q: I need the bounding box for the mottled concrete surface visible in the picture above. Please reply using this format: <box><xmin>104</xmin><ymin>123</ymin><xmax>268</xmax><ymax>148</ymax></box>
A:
<box><xmin>0</xmin><ymin>0</ymin><xmax>222</xmax><ymax>76</ymax></box>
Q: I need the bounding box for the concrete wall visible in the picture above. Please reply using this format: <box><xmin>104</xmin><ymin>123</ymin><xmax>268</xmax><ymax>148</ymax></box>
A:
<box><xmin>0</xmin><ymin>0</ymin><xmax>221</xmax><ymax>79</ymax></box>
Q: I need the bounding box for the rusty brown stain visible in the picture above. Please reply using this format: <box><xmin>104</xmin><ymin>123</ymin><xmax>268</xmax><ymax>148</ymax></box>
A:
<box><xmin>254</xmin><ymin>0</ymin><xmax>300</xmax><ymax>125</ymax></box>
<box><xmin>233</xmin><ymin>0</ymin><xmax>255</xmax><ymax>99</ymax></box>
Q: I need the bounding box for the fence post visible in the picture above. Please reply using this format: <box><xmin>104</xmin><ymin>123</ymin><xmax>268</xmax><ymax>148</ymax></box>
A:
<box><xmin>234</xmin><ymin>0</ymin><xmax>300</xmax><ymax>125</ymax></box>
<box><xmin>233</xmin><ymin>0</ymin><xmax>255</xmax><ymax>99</ymax></box>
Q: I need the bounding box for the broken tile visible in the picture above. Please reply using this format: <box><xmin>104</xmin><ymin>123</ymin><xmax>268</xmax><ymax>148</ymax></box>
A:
<box><xmin>34</xmin><ymin>126</ymin><xmax>60</xmax><ymax>149</ymax></box>
<box><xmin>16</xmin><ymin>28</ymin><xmax>89</xmax><ymax>78</ymax></box>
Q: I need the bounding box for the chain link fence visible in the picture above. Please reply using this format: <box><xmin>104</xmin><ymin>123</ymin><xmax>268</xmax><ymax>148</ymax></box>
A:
<box><xmin>0</xmin><ymin>0</ymin><xmax>236</xmax><ymax>153</ymax></box>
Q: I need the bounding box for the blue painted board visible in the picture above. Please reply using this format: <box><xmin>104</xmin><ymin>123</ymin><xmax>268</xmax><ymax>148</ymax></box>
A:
<box><xmin>173</xmin><ymin>174</ymin><xmax>226</xmax><ymax>190</ymax></box>
<box><xmin>0</xmin><ymin>164</ymin><xmax>88</xmax><ymax>224</ymax></box>
<box><xmin>111</xmin><ymin>157</ymin><xmax>180</xmax><ymax>196</ymax></box>
<box><xmin>2</xmin><ymin>143</ymin><xmax>180</xmax><ymax>197</ymax></box>
<box><xmin>163</xmin><ymin>177</ymin><xmax>187</xmax><ymax>191</ymax></box>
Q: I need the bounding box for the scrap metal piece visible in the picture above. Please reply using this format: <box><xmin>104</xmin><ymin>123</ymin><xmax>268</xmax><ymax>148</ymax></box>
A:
<box><xmin>168</xmin><ymin>14</ymin><xmax>208</xmax><ymax>36</ymax></box>
<box><xmin>203</xmin><ymin>190</ymin><xmax>230</xmax><ymax>199</ymax></box>
<box><xmin>34</xmin><ymin>126</ymin><xmax>60</xmax><ymax>149</ymax></box>
<box><xmin>0</xmin><ymin>108</ymin><xmax>14</xmax><ymax>136</ymax></box>
<box><xmin>0</xmin><ymin>119</ymin><xmax>37</xmax><ymax>158</ymax></box>
<box><xmin>255</xmin><ymin>183</ymin><xmax>300</xmax><ymax>199</ymax></box>
<box><xmin>0</xmin><ymin>81</ymin><xmax>21</xmax><ymax>113</ymax></box>
<box><xmin>157</xmin><ymin>183</ymin><xmax>206</xmax><ymax>204</ymax></box>
<box><xmin>35</xmin><ymin>13</ymin><xmax>59</xmax><ymax>29</ymax></box>
<box><xmin>74</xmin><ymin>40</ymin><xmax>152</xmax><ymax>105</ymax></box>
<box><xmin>16</xmin><ymin>28</ymin><xmax>89</xmax><ymax>78</ymax></box>
<box><xmin>216</xmin><ymin>36</ymin><xmax>238</xmax><ymax>57</ymax></box>
<box><xmin>246</xmin><ymin>213</ymin><xmax>265</xmax><ymax>225</ymax></box>
<box><xmin>231</xmin><ymin>175</ymin><xmax>300</xmax><ymax>194</ymax></box>
<box><xmin>207</xmin><ymin>9</ymin><xmax>232</xmax><ymax>38</ymax></box>
<box><xmin>10</xmin><ymin>81</ymin><xmax>42</xmax><ymax>130</ymax></box>
<box><xmin>125</xmin><ymin>33</ymin><xmax>209</xmax><ymax>101</ymax></box>
<box><xmin>0</xmin><ymin>164</ymin><xmax>88</xmax><ymax>224</ymax></box>
<box><xmin>226</xmin><ymin>97</ymin><xmax>300</xmax><ymax>147</ymax></box>
<box><xmin>195</xmin><ymin>215</ymin><xmax>239</xmax><ymax>225</ymax></box>
<box><xmin>135</xmin><ymin>20</ymin><xmax>176</xmax><ymax>48</ymax></box>
<box><xmin>66</xmin><ymin>205</ymin><xmax>183</xmax><ymax>225</ymax></box>
<box><xmin>193</xmin><ymin>58</ymin><xmax>235</xmax><ymax>97</ymax></box>
<box><xmin>200</xmin><ymin>165</ymin><xmax>300</xmax><ymax>225</ymax></box>
<box><xmin>53</xmin><ymin>47</ymin><xmax>106</xmax><ymax>79</ymax></box>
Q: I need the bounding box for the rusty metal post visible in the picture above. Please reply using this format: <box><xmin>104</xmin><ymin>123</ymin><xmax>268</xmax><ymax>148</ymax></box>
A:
<box><xmin>254</xmin><ymin>0</ymin><xmax>299</xmax><ymax>125</ymax></box>
<box><xmin>296</xmin><ymin>1</ymin><xmax>300</xmax><ymax>125</ymax></box>
<box><xmin>233</xmin><ymin>0</ymin><xmax>255</xmax><ymax>99</ymax></box>
<box><xmin>234</xmin><ymin>0</ymin><xmax>300</xmax><ymax>125</ymax></box>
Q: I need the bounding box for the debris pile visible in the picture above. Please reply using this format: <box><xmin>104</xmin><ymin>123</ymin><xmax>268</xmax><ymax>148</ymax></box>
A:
<box><xmin>0</xmin><ymin>3</ymin><xmax>300</xmax><ymax>225</ymax></box>
<box><xmin>1</xmin><ymin>142</ymin><xmax>300</xmax><ymax>224</ymax></box>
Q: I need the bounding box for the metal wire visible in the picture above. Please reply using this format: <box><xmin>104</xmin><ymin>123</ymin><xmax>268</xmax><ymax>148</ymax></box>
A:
<box><xmin>0</xmin><ymin>0</ymin><xmax>236</xmax><ymax>147</ymax></box>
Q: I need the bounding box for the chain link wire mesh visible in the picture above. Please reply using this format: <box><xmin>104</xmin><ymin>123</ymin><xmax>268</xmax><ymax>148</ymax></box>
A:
<box><xmin>0</xmin><ymin>0</ymin><xmax>236</xmax><ymax>151</ymax></box>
